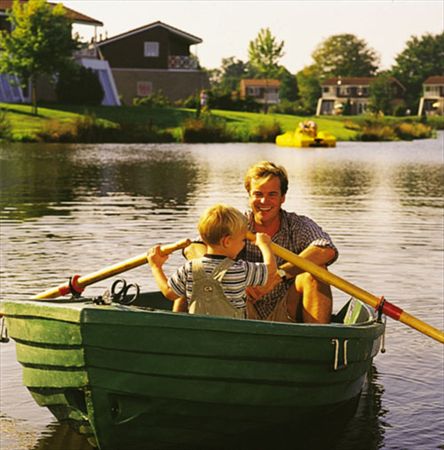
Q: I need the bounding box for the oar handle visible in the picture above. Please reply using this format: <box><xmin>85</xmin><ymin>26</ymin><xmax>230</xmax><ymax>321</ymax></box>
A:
<box><xmin>246</xmin><ymin>231</ymin><xmax>444</xmax><ymax>344</ymax></box>
<box><xmin>33</xmin><ymin>238</ymin><xmax>191</xmax><ymax>300</ymax></box>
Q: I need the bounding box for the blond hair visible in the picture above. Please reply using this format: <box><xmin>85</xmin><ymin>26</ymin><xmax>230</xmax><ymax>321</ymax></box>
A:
<box><xmin>244</xmin><ymin>160</ymin><xmax>288</xmax><ymax>195</ymax></box>
<box><xmin>198</xmin><ymin>204</ymin><xmax>247</xmax><ymax>245</ymax></box>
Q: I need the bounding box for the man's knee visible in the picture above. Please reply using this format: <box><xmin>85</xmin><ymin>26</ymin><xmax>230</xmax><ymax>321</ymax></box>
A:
<box><xmin>296</xmin><ymin>272</ymin><xmax>332</xmax><ymax>298</ymax></box>
<box><xmin>296</xmin><ymin>272</ymin><xmax>318</xmax><ymax>292</ymax></box>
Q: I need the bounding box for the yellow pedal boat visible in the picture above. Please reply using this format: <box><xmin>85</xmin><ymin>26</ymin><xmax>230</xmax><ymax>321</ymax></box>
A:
<box><xmin>276</xmin><ymin>121</ymin><xmax>336</xmax><ymax>148</ymax></box>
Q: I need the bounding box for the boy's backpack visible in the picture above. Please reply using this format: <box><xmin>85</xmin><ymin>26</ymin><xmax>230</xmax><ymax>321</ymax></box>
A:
<box><xmin>189</xmin><ymin>258</ymin><xmax>245</xmax><ymax>319</ymax></box>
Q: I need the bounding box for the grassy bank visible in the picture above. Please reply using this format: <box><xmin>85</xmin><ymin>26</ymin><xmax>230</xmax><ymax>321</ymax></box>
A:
<box><xmin>1</xmin><ymin>102</ymin><xmax>442</xmax><ymax>143</ymax></box>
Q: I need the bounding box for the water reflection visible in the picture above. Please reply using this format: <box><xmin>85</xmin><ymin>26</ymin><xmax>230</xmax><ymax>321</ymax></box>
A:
<box><xmin>18</xmin><ymin>366</ymin><xmax>384</xmax><ymax>450</ymax></box>
<box><xmin>32</xmin><ymin>423</ymin><xmax>94</xmax><ymax>450</ymax></box>
<box><xmin>0</xmin><ymin>144</ymin><xmax>204</xmax><ymax>220</ymax></box>
<box><xmin>305</xmin><ymin>161</ymin><xmax>375</xmax><ymax>197</ymax></box>
<box><xmin>393</xmin><ymin>164</ymin><xmax>444</xmax><ymax>208</ymax></box>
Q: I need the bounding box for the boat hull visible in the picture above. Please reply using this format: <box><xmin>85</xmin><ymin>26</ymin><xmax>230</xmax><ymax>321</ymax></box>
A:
<box><xmin>1</xmin><ymin>294</ymin><xmax>384</xmax><ymax>449</ymax></box>
<box><xmin>276</xmin><ymin>130</ymin><xmax>337</xmax><ymax>148</ymax></box>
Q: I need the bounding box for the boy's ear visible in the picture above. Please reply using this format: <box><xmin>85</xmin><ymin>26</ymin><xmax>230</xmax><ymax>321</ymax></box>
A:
<box><xmin>221</xmin><ymin>235</ymin><xmax>231</xmax><ymax>248</ymax></box>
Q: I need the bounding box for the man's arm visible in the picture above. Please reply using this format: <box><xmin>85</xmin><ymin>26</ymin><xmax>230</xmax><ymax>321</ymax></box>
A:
<box><xmin>279</xmin><ymin>245</ymin><xmax>337</xmax><ymax>278</ymax></box>
<box><xmin>246</xmin><ymin>245</ymin><xmax>336</xmax><ymax>302</ymax></box>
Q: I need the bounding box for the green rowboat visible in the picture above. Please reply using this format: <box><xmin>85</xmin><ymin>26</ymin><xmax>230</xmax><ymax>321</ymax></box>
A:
<box><xmin>0</xmin><ymin>293</ymin><xmax>385</xmax><ymax>449</ymax></box>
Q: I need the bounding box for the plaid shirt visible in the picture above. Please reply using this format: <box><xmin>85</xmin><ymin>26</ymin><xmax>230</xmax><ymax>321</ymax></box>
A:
<box><xmin>240</xmin><ymin>209</ymin><xmax>338</xmax><ymax>319</ymax></box>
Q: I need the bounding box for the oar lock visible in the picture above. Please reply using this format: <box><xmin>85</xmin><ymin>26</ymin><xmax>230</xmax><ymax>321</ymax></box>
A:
<box><xmin>92</xmin><ymin>279</ymin><xmax>140</xmax><ymax>306</ymax></box>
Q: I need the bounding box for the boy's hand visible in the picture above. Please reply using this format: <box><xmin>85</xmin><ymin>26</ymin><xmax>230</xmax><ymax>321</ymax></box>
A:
<box><xmin>254</xmin><ymin>232</ymin><xmax>271</xmax><ymax>247</ymax></box>
<box><xmin>147</xmin><ymin>245</ymin><xmax>169</xmax><ymax>268</ymax></box>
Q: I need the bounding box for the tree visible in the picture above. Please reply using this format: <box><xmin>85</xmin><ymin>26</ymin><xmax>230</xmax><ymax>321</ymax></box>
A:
<box><xmin>391</xmin><ymin>32</ymin><xmax>444</xmax><ymax>110</ymax></box>
<box><xmin>296</xmin><ymin>65</ymin><xmax>321</xmax><ymax>114</ymax></box>
<box><xmin>368</xmin><ymin>72</ymin><xmax>398</xmax><ymax>114</ymax></box>
<box><xmin>248</xmin><ymin>28</ymin><xmax>284</xmax><ymax>78</ymax></box>
<box><xmin>0</xmin><ymin>0</ymin><xmax>78</xmax><ymax>114</ymax></box>
<box><xmin>278</xmin><ymin>67</ymin><xmax>298</xmax><ymax>102</ymax></box>
<box><xmin>312</xmin><ymin>34</ymin><xmax>379</xmax><ymax>80</ymax></box>
<box><xmin>211</xmin><ymin>57</ymin><xmax>252</xmax><ymax>94</ymax></box>
<box><xmin>56</xmin><ymin>65</ymin><xmax>104</xmax><ymax>105</ymax></box>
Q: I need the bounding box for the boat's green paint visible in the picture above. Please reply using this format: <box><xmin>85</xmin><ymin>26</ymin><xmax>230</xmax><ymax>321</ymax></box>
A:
<box><xmin>0</xmin><ymin>292</ymin><xmax>384</xmax><ymax>450</ymax></box>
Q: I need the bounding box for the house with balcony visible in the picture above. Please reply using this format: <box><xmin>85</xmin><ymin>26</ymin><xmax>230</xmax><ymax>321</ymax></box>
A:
<box><xmin>0</xmin><ymin>0</ymin><xmax>120</xmax><ymax>106</ymax></box>
<box><xmin>95</xmin><ymin>21</ymin><xmax>209</xmax><ymax>104</ymax></box>
<box><xmin>316</xmin><ymin>76</ymin><xmax>405</xmax><ymax>115</ymax></box>
<box><xmin>239</xmin><ymin>79</ymin><xmax>280</xmax><ymax>105</ymax></box>
<box><xmin>417</xmin><ymin>76</ymin><xmax>444</xmax><ymax>116</ymax></box>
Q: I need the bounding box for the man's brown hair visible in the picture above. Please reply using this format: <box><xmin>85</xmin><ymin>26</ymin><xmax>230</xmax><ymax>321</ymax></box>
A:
<box><xmin>244</xmin><ymin>161</ymin><xmax>289</xmax><ymax>195</ymax></box>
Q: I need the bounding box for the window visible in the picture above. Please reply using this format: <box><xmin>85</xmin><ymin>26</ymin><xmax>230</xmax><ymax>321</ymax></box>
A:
<box><xmin>323</xmin><ymin>87</ymin><xmax>330</xmax><ymax>93</ymax></box>
<box><xmin>144</xmin><ymin>41</ymin><xmax>159</xmax><ymax>57</ymax></box>
<box><xmin>137</xmin><ymin>81</ymin><xmax>153</xmax><ymax>97</ymax></box>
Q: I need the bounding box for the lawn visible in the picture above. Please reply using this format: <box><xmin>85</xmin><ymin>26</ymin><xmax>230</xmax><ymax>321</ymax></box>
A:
<box><xmin>1</xmin><ymin>102</ymin><xmax>442</xmax><ymax>142</ymax></box>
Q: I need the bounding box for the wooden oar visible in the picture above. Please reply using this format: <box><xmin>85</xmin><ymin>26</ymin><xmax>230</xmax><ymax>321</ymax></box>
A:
<box><xmin>246</xmin><ymin>231</ymin><xmax>444</xmax><ymax>344</ymax></box>
<box><xmin>33</xmin><ymin>238</ymin><xmax>191</xmax><ymax>300</ymax></box>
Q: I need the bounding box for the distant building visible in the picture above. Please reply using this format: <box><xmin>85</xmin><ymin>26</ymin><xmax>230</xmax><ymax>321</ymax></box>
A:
<box><xmin>96</xmin><ymin>21</ymin><xmax>209</xmax><ymax>105</ymax></box>
<box><xmin>417</xmin><ymin>76</ymin><xmax>444</xmax><ymax>116</ymax></box>
<box><xmin>0</xmin><ymin>0</ymin><xmax>120</xmax><ymax>106</ymax></box>
<box><xmin>239</xmin><ymin>79</ymin><xmax>281</xmax><ymax>105</ymax></box>
<box><xmin>316</xmin><ymin>76</ymin><xmax>405</xmax><ymax>115</ymax></box>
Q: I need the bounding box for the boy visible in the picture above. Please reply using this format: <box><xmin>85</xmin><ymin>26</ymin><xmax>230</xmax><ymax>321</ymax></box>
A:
<box><xmin>147</xmin><ymin>204</ymin><xmax>276</xmax><ymax>318</ymax></box>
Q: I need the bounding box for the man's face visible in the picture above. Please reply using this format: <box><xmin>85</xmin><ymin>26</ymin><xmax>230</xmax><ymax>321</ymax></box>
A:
<box><xmin>248</xmin><ymin>176</ymin><xmax>285</xmax><ymax>226</ymax></box>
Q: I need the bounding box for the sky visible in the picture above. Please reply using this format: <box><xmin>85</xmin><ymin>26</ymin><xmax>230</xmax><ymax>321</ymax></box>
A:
<box><xmin>59</xmin><ymin>1</ymin><xmax>443</xmax><ymax>73</ymax></box>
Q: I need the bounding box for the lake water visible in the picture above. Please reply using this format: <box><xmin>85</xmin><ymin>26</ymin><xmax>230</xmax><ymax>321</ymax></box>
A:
<box><xmin>0</xmin><ymin>135</ymin><xmax>443</xmax><ymax>450</ymax></box>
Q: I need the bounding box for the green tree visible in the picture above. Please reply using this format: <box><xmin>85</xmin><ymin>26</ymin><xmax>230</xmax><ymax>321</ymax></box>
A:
<box><xmin>248</xmin><ymin>28</ymin><xmax>284</xmax><ymax>78</ymax></box>
<box><xmin>278</xmin><ymin>67</ymin><xmax>298</xmax><ymax>102</ymax></box>
<box><xmin>368</xmin><ymin>72</ymin><xmax>397</xmax><ymax>114</ymax></box>
<box><xmin>312</xmin><ymin>34</ymin><xmax>379</xmax><ymax>80</ymax></box>
<box><xmin>210</xmin><ymin>57</ymin><xmax>253</xmax><ymax>94</ymax></box>
<box><xmin>0</xmin><ymin>0</ymin><xmax>78</xmax><ymax>114</ymax></box>
<box><xmin>391</xmin><ymin>32</ymin><xmax>444</xmax><ymax>110</ymax></box>
<box><xmin>296</xmin><ymin>65</ymin><xmax>321</xmax><ymax>114</ymax></box>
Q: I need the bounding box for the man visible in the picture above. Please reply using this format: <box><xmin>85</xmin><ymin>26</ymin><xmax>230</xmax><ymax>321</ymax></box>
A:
<box><xmin>241</xmin><ymin>160</ymin><xmax>337</xmax><ymax>324</ymax></box>
<box><xmin>184</xmin><ymin>160</ymin><xmax>337</xmax><ymax>324</ymax></box>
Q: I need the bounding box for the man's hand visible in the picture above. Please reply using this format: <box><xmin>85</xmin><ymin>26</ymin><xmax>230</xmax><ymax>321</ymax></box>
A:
<box><xmin>246</xmin><ymin>270</ymin><xmax>283</xmax><ymax>303</ymax></box>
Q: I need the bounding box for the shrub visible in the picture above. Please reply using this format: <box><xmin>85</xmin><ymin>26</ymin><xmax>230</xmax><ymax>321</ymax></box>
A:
<box><xmin>56</xmin><ymin>65</ymin><xmax>104</xmax><ymax>105</ymax></box>
<box><xmin>117</xmin><ymin>121</ymin><xmax>175</xmax><ymax>143</ymax></box>
<box><xmin>181</xmin><ymin>113</ymin><xmax>229</xmax><ymax>142</ymax></box>
<box><xmin>0</xmin><ymin>109</ymin><xmax>12</xmax><ymax>140</ymax></box>
<box><xmin>357</xmin><ymin>125</ymin><xmax>397</xmax><ymax>141</ymax></box>
<box><xmin>250</xmin><ymin>120</ymin><xmax>283</xmax><ymax>142</ymax></box>
<box><xmin>133</xmin><ymin>91</ymin><xmax>171</xmax><ymax>108</ymax></box>
<box><xmin>268</xmin><ymin>100</ymin><xmax>299</xmax><ymax>115</ymax></box>
<box><xmin>394</xmin><ymin>122</ymin><xmax>432</xmax><ymax>140</ymax></box>
<box><xmin>37</xmin><ymin>119</ymin><xmax>76</xmax><ymax>142</ymax></box>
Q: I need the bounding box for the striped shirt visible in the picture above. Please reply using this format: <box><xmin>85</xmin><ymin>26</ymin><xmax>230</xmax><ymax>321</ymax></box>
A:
<box><xmin>168</xmin><ymin>254</ymin><xmax>268</xmax><ymax>311</ymax></box>
<box><xmin>240</xmin><ymin>209</ymin><xmax>338</xmax><ymax>319</ymax></box>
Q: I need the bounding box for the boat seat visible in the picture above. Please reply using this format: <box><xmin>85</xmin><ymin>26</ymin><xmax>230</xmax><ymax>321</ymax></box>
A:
<box><xmin>333</xmin><ymin>298</ymin><xmax>369</xmax><ymax>325</ymax></box>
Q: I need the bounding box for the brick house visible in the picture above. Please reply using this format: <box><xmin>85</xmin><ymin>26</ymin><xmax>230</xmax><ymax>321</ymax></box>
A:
<box><xmin>316</xmin><ymin>76</ymin><xmax>405</xmax><ymax>115</ymax></box>
<box><xmin>239</xmin><ymin>79</ymin><xmax>280</xmax><ymax>105</ymax></box>
<box><xmin>417</xmin><ymin>76</ymin><xmax>444</xmax><ymax>116</ymax></box>
<box><xmin>0</xmin><ymin>0</ymin><xmax>121</xmax><ymax>105</ymax></box>
<box><xmin>96</xmin><ymin>21</ymin><xmax>209</xmax><ymax>105</ymax></box>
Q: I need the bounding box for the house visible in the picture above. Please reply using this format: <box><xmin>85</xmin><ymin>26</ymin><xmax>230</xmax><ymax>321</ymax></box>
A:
<box><xmin>0</xmin><ymin>0</ymin><xmax>120</xmax><ymax>106</ymax></box>
<box><xmin>95</xmin><ymin>21</ymin><xmax>209</xmax><ymax>105</ymax></box>
<box><xmin>239</xmin><ymin>79</ymin><xmax>280</xmax><ymax>105</ymax></box>
<box><xmin>417</xmin><ymin>76</ymin><xmax>444</xmax><ymax>116</ymax></box>
<box><xmin>316</xmin><ymin>76</ymin><xmax>405</xmax><ymax>115</ymax></box>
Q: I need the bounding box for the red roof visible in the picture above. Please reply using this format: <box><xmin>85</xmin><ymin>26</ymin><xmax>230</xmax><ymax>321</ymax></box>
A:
<box><xmin>97</xmin><ymin>21</ymin><xmax>202</xmax><ymax>46</ymax></box>
<box><xmin>424</xmin><ymin>76</ymin><xmax>444</xmax><ymax>85</ymax></box>
<box><xmin>240</xmin><ymin>79</ymin><xmax>281</xmax><ymax>88</ymax></box>
<box><xmin>0</xmin><ymin>0</ymin><xmax>103</xmax><ymax>26</ymax></box>
<box><xmin>322</xmin><ymin>76</ymin><xmax>405</xmax><ymax>91</ymax></box>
